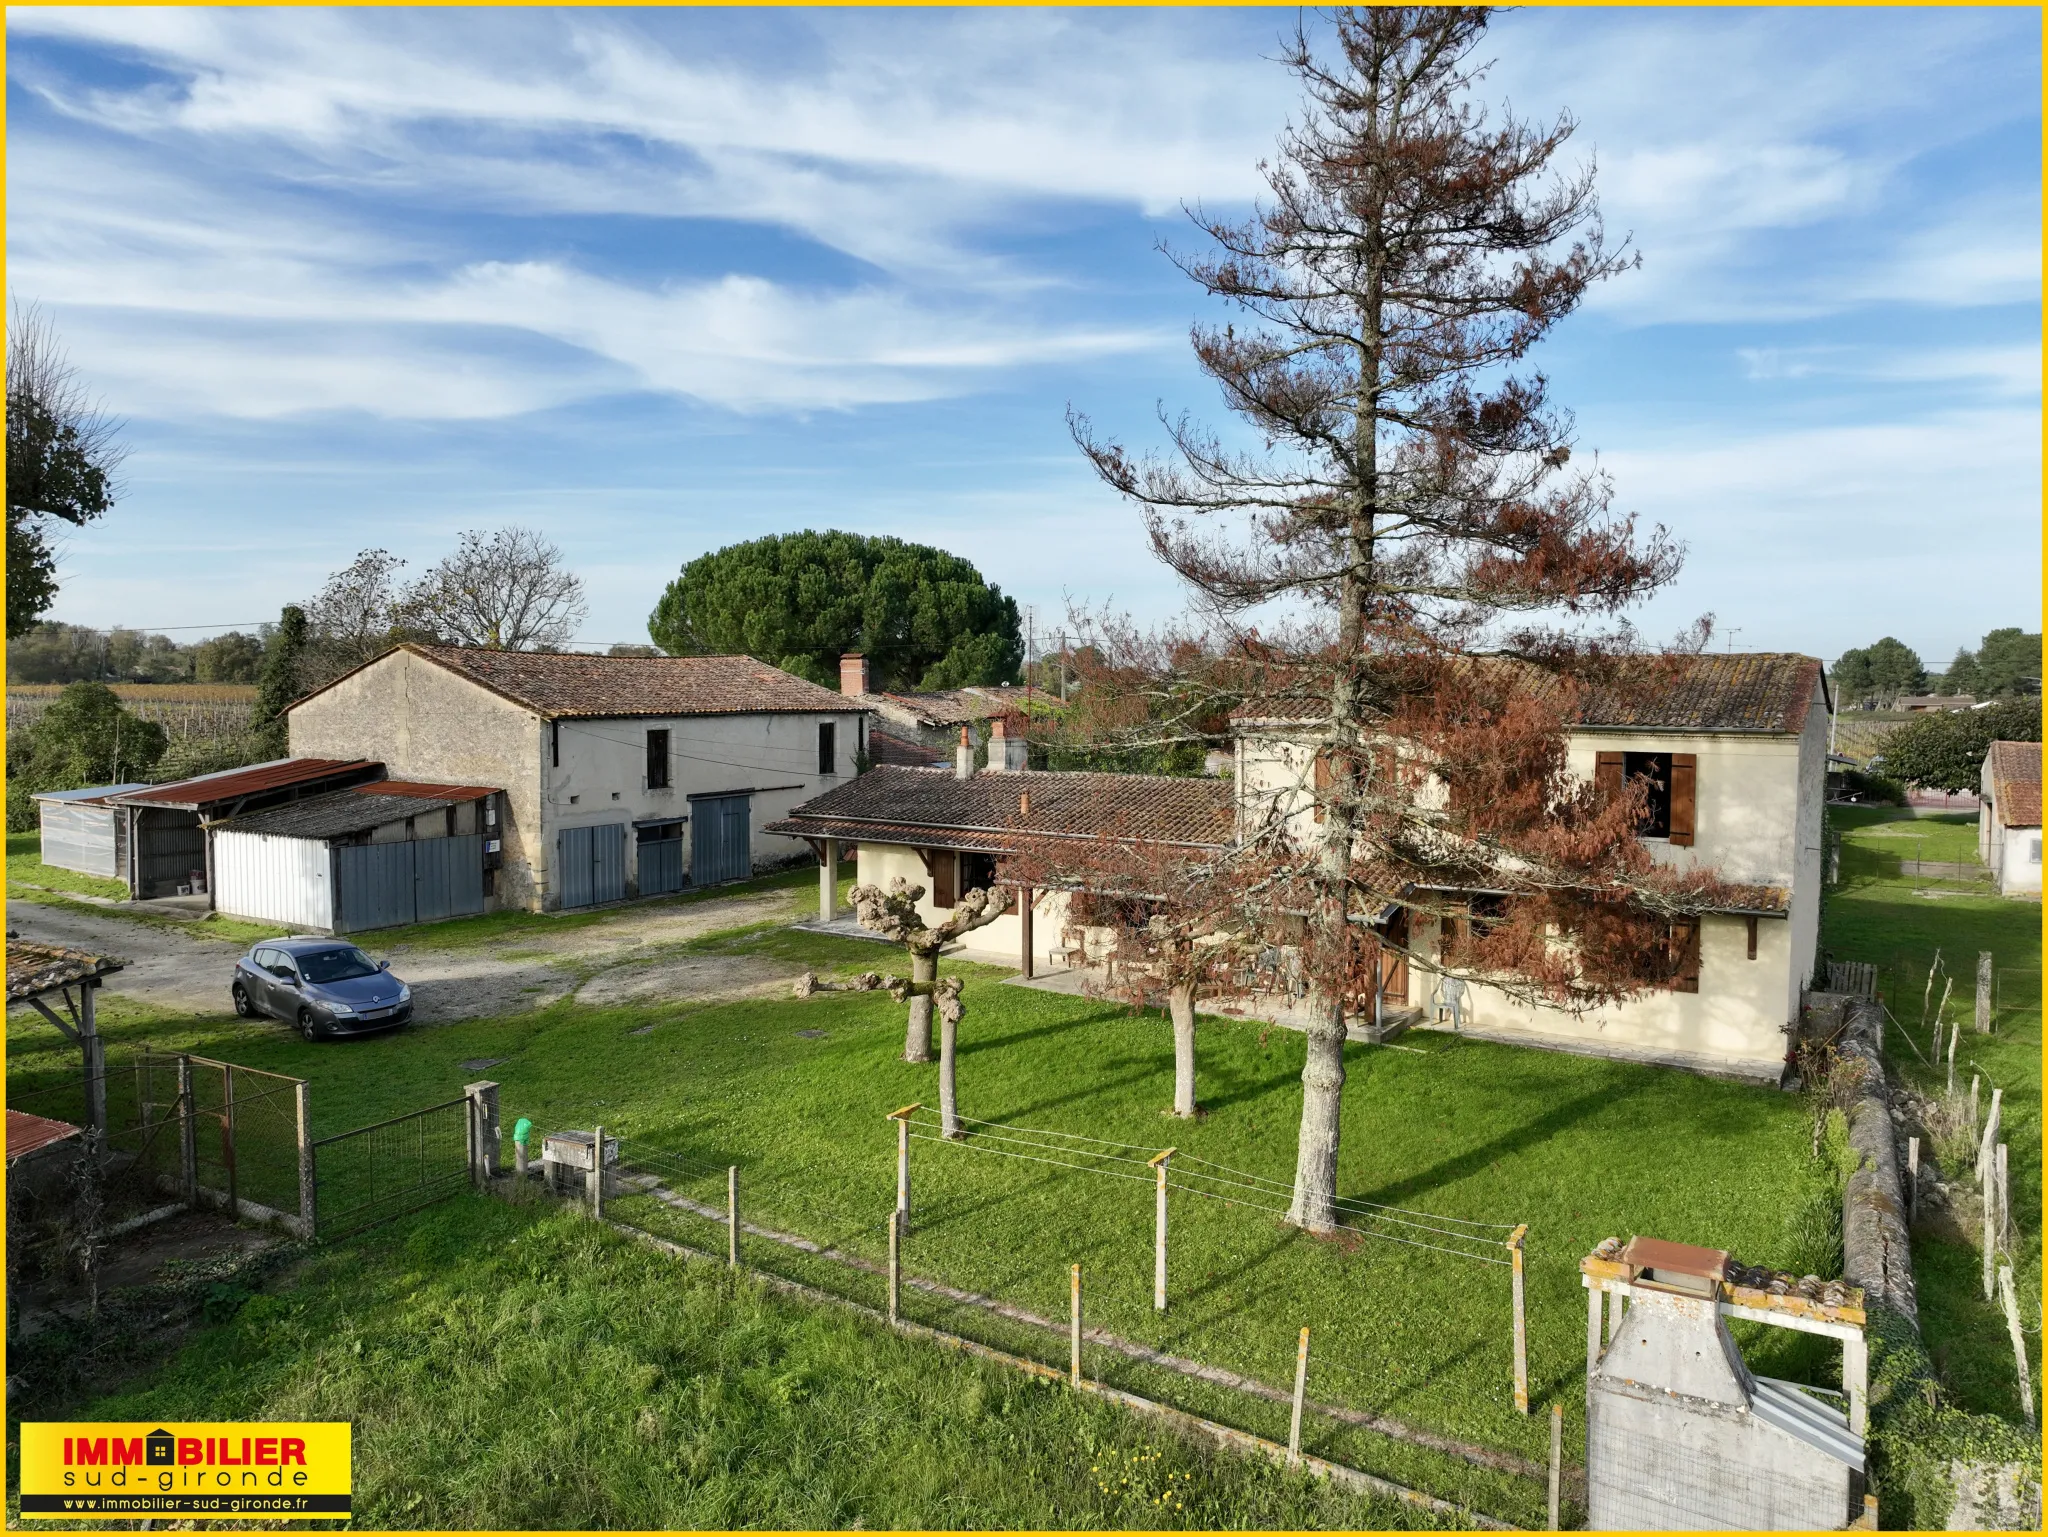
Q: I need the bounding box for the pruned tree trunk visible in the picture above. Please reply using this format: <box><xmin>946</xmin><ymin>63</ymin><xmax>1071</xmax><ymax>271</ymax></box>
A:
<box><xmin>1169</xmin><ymin>982</ymin><xmax>1199</xmax><ymax>1118</ymax></box>
<box><xmin>904</xmin><ymin>949</ymin><xmax>937</xmax><ymax>1061</ymax></box>
<box><xmin>939</xmin><ymin>1004</ymin><xmax>962</xmax><ymax>1138</ymax></box>
<box><xmin>1289</xmin><ymin>1004</ymin><xmax>1347</xmax><ymax>1230</ymax></box>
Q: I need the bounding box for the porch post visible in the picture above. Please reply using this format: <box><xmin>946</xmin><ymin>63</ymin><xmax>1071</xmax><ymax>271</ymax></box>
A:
<box><xmin>819</xmin><ymin>837</ymin><xmax>839</xmax><ymax>922</ymax></box>
<box><xmin>1020</xmin><ymin>885</ymin><xmax>1035</xmax><ymax>979</ymax></box>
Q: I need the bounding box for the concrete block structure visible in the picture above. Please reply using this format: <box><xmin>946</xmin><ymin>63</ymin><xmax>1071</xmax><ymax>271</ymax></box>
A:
<box><xmin>1583</xmin><ymin>1236</ymin><xmax>1867</xmax><ymax>1531</ymax></box>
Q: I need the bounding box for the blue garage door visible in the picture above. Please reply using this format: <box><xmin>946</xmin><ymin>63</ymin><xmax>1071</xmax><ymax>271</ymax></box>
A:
<box><xmin>690</xmin><ymin>795</ymin><xmax>751</xmax><ymax>887</ymax></box>
<box><xmin>638</xmin><ymin>823</ymin><xmax>687</xmax><ymax>896</ymax></box>
<box><xmin>334</xmin><ymin>836</ymin><xmax>488</xmax><ymax>931</ymax></box>
<box><xmin>558</xmin><ymin>823</ymin><xmax>627</xmax><ymax>909</ymax></box>
<box><xmin>416</xmin><ymin>834</ymin><xmax>486</xmax><ymax>923</ymax></box>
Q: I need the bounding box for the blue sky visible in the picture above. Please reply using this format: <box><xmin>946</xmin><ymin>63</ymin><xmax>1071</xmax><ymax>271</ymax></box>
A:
<box><xmin>7</xmin><ymin>6</ymin><xmax>2040</xmax><ymax>670</ymax></box>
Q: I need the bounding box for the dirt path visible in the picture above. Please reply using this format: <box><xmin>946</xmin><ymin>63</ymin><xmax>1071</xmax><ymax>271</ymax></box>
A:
<box><xmin>6</xmin><ymin>886</ymin><xmax>814</xmax><ymax>1026</ymax></box>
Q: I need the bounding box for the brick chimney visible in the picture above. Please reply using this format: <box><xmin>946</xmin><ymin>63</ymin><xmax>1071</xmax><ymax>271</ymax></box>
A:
<box><xmin>955</xmin><ymin>726</ymin><xmax>974</xmax><ymax>780</ymax></box>
<box><xmin>839</xmin><ymin>652</ymin><xmax>870</xmax><ymax>696</ymax></box>
<box><xmin>988</xmin><ymin>711</ymin><xmax>1029</xmax><ymax>772</ymax></box>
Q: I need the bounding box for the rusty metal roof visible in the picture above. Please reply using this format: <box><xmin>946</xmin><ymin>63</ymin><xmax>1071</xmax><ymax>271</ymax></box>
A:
<box><xmin>110</xmin><ymin>758</ymin><xmax>380</xmax><ymax>810</ymax></box>
<box><xmin>1620</xmin><ymin>1234</ymin><xmax>1729</xmax><ymax>1282</ymax></box>
<box><xmin>6</xmin><ymin>1109</ymin><xmax>82</xmax><ymax>1162</ymax></box>
<box><xmin>7</xmin><ymin>942</ymin><xmax>125</xmax><ymax>1000</ymax></box>
<box><xmin>362</xmin><ymin>780</ymin><xmax>499</xmax><ymax>802</ymax></box>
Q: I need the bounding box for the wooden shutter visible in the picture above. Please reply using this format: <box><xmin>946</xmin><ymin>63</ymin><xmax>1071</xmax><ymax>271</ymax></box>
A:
<box><xmin>931</xmin><ymin>851</ymin><xmax>957</xmax><ymax>909</ymax></box>
<box><xmin>1595</xmin><ymin>751</ymin><xmax>1623</xmax><ymax>800</ymax></box>
<box><xmin>1312</xmin><ymin>753</ymin><xmax>1331</xmax><ymax>823</ymax></box>
<box><xmin>1669</xmin><ymin>753</ymin><xmax>1697</xmax><ymax>847</ymax></box>
<box><xmin>1671</xmin><ymin>919</ymin><xmax>1701</xmax><ymax>994</ymax></box>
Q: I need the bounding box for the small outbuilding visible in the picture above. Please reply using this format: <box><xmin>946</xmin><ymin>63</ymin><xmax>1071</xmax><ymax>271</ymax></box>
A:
<box><xmin>211</xmin><ymin>780</ymin><xmax>503</xmax><ymax>933</ymax></box>
<box><xmin>1979</xmin><ymin>740</ymin><xmax>2042</xmax><ymax>896</ymax></box>
<box><xmin>107</xmin><ymin>758</ymin><xmax>384</xmax><ymax>899</ymax></box>
<box><xmin>32</xmin><ymin>783</ymin><xmax>148</xmax><ymax>879</ymax></box>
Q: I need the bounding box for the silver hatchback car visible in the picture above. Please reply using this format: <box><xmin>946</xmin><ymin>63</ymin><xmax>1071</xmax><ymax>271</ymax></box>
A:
<box><xmin>232</xmin><ymin>937</ymin><xmax>414</xmax><ymax>1041</ymax></box>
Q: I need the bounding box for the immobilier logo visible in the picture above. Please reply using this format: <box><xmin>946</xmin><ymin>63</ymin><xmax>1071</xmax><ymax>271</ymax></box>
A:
<box><xmin>18</xmin><ymin>1422</ymin><xmax>351</xmax><ymax>1519</ymax></box>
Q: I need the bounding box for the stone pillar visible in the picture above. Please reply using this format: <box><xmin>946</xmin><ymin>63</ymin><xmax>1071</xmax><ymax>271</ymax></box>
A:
<box><xmin>820</xmin><ymin>838</ymin><xmax>839</xmax><ymax>922</ymax></box>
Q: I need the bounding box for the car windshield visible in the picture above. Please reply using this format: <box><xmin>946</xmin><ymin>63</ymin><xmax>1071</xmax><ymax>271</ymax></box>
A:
<box><xmin>296</xmin><ymin>947</ymin><xmax>379</xmax><ymax>983</ymax></box>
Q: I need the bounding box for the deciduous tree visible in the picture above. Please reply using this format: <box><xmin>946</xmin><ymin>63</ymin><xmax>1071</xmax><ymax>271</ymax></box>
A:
<box><xmin>406</xmin><ymin>527</ymin><xmax>588</xmax><ymax>651</ymax></box>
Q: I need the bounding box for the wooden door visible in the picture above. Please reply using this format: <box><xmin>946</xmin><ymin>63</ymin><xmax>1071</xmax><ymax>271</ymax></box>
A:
<box><xmin>1378</xmin><ymin>908</ymin><xmax>1409</xmax><ymax>1004</ymax></box>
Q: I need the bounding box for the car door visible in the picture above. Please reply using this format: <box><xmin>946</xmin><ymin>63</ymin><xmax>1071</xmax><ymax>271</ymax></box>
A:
<box><xmin>253</xmin><ymin>947</ymin><xmax>297</xmax><ymax>1017</ymax></box>
<box><xmin>246</xmin><ymin>948</ymin><xmax>281</xmax><ymax>1016</ymax></box>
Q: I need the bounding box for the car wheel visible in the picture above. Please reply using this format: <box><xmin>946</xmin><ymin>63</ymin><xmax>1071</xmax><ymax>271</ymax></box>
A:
<box><xmin>297</xmin><ymin>1008</ymin><xmax>322</xmax><ymax>1042</ymax></box>
<box><xmin>232</xmin><ymin>982</ymin><xmax>257</xmax><ymax>1019</ymax></box>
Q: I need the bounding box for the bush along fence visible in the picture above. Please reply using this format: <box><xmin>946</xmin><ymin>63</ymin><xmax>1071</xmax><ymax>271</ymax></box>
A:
<box><xmin>462</xmin><ymin>1090</ymin><xmax>1595</xmax><ymax>1531</ymax></box>
<box><xmin>1815</xmin><ymin>990</ymin><xmax>2042</xmax><ymax>1530</ymax></box>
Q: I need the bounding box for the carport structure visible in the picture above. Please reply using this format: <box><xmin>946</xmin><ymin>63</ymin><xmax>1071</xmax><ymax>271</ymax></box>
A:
<box><xmin>108</xmin><ymin>758</ymin><xmax>383</xmax><ymax>899</ymax></box>
<box><xmin>7</xmin><ymin>943</ymin><xmax>125</xmax><ymax>1130</ymax></box>
<box><xmin>211</xmin><ymin>780</ymin><xmax>503</xmax><ymax>932</ymax></box>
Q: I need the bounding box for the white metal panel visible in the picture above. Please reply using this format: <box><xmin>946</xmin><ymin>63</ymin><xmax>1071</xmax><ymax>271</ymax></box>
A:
<box><xmin>213</xmin><ymin>832</ymin><xmax>334</xmax><ymax>931</ymax></box>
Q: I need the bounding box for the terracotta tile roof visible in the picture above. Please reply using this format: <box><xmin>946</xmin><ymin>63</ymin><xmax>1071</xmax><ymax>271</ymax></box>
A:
<box><xmin>390</xmin><ymin>643</ymin><xmax>856</xmax><ymax>720</ymax></box>
<box><xmin>7</xmin><ymin>942</ymin><xmax>124</xmax><ymax>1000</ymax></box>
<box><xmin>111</xmin><ymin>758</ymin><xmax>381</xmax><ymax>810</ymax></box>
<box><xmin>869</xmin><ymin>729</ymin><xmax>946</xmax><ymax>768</ymax></box>
<box><xmin>1987</xmin><ymin>740</ymin><xmax>2042</xmax><ymax>828</ymax></box>
<box><xmin>766</xmin><ymin>765</ymin><xmax>1236</xmax><ymax>852</ymax></box>
<box><xmin>7</xmin><ymin>1109</ymin><xmax>82</xmax><ymax>1162</ymax></box>
<box><xmin>1237</xmin><ymin>653</ymin><xmax>1826</xmax><ymax>736</ymax></box>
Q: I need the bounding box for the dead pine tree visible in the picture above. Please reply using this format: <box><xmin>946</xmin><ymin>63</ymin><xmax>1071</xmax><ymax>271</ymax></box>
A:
<box><xmin>1069</xmin><ymin>7</ymin><xmax>1735</xmax><ymax>1231</ymax></box>
<box><xmin>849</xmin><ymin>876</ymin><xmax>1009</xmax><ymax>1136</ymax></box>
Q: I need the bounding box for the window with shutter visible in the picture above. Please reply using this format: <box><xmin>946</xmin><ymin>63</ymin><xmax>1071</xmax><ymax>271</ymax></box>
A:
<box><xmin>1668</xmin><ymin>753</ymin><xmax>1697</xmax><ymax>847</ymax></box>
<box><xmin>931</xmin><ymin>851</ymin><xmax>957</xmax><ymax>908</ymax></box>
<box><xmin>1595</xmin><ymin>751</ymin><xmax>1623</xmax><ymax>800</ymax></box>
<box><xmin>1312</xmin><ymin>752</ymin><xmax>1331</xmax><ymax>823</ymax></box>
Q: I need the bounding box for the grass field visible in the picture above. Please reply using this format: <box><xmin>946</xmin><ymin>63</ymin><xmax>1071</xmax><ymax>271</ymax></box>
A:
<box><xmin>10</xmin><ymin>908</ymin><xmax>1840</xmax><ymax>1524</ymax></box>
<box><xmin>1823</xmin><ymin>806</ymin><xmax>2039</xmax><ymax>1422</ymax></box>
<box><xmin>8</xmin><ymin>1197</ymin><xmax>1455</xmax><ymax>1531</ymax></box>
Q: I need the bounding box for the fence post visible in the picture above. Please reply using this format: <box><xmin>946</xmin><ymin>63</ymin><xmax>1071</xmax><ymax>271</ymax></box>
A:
<box><xmin>727</xmin><ymin>1165</ymin><xmax>739</xmax><ymax>1269</ymax></box>
<box><xmin>1906</xmin><ymin>1136</ymin><xmax>1919</xmax><ymax>1226</ymax></box>
<box><xmin>1996</xmin><ymin>1142</ymin><xmax>2010</xmax><ymax>1248</ymax></box>
<box><xmin>177</xmin><ymin>1055</ymin><xmax>197</xmax><ymax>1207</ymax></box>
<box><xmin>1288</xmin><ymin>1326</ymin><xmax>1311</xmax><ymax>1464</ymax></box>
<box><xmin>1150</xmin><ymin>1147</ymin><xmax>1174</xmax><ymax>1312</ymax></box>
<box><xmin>590</xmin><ymin>1125</ymin><xmax>605</xmax><ymax>1219</ymax></box>
<box><xmin>82</xmin><ymin>979</ymin><xmax>106</xmax><ymax>1133</ymax></box>
<box><xmin>1585</xmin><ymin>1282</ymin><xmax>1602</xmax><ymax>1374</ymax></box>
<box><xmin>886</xmin><ymin>1103</ymin><xmax>919</xmax><ymax>1232</ymax></box>
<box><xmin>1998</xmin><ymin>1264</ymin><xmax>2036</xmax><ymax>1428</ymax></box>
<box><xmin>223</xmin><ymin>1065</ymin><xmax>239</xmax><ymax>1216</ymax></box>
<box><xmin>295</xmin><ymin>1080</ymin><xmax>316</xmax><ymax>1242</ymax></box>
<box><xmin>1976</xmin><ymin>951</ymin><xmax>1993</xmax><ymax>1033</ymax></box>
<box><xmin>1547</xmin><ymin>1402</ymin><xmax>1563</xmax><ymax>1530</ymax></box>
<box><xmin>1509</xmin><ymin>1223</ymin><xmax>1530</xmax><ymax>1414</ymax></box>
<box><xmin>888</xmin><ymin>1209</ymin><xmax>901</xmax><ymax>1325</ymax></box>
<box><xmin>464</xmin><ymin>1081</ymin><xmax>500</xmax><ymax>1185</ymax></box>
<box><xmin>1070</xmin><ymin>1264</ymin><xmax>1083</xmax><ymax>1388</ymax></box>
<box><xmin>1844</xmin><ymin>1329</ymin><xmax>1869</xmax><ymax>1437</ymax></box>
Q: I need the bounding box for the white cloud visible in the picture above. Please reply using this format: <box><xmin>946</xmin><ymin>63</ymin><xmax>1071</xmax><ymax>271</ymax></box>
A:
<box><xmin>1737</xmin><ymin>343</ymin><xmax>2041</xmax><ymax>397</ymax></box>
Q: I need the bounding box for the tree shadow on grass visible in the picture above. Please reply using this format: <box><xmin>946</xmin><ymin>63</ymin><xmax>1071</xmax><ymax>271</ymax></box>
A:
<box><xmin>960</xmin><ymin>1005</ymin><xmax>1123</xmax><ymax>1058</ymax></box>
<box><xmin>1347</xmin><ymin>1081</ymin><xmax>1648</xmax><ymax>1214</ymax></box>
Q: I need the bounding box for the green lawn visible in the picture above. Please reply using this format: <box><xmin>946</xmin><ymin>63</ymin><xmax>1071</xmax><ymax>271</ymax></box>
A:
<box><xmin>1823</xmin><ymin>806</ymin><xmax>2040</xmax><ymax>1423</ymax></box>
<box><xmin>12</xmin><ymin>915</ymin><xmax>1836</xmax><ymax>1526</ymax></box>
<box><xmin>6</xmin><ymin>828</ymin><xmax>130</xmax><ymax>901</ymax></box>
<box><xmin>10</xmin><ymin>1197</ymin><xmax>1446</xmax><ymax>1531</ymax></box>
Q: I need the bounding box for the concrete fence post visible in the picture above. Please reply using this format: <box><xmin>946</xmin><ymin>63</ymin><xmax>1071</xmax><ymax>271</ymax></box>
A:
<box><xmin>1509</xmin><ymin>1224</ymin><xmax>1530</xmax><ymax>1415</ymax></box>
<box><xmin>1585</xmin><ymin>1280</ymin><xmax>1603</xmax><ymax>1374</ymax></box>
<box><xmin>886</xmin><ymin>1103</ymin><xmax>918</xmax><ymax>1231</ymax></box>
<box><xmin>1288</xmin><ymin>1326</ymin><xmax>1311</xmax><ymax>1463</ymax></box>
<box><xmin>1906</xmin><ymin>1137</ymin><xmax>1919</xmax><ymax>1226</ymax></box>
<box><xmin>1844</xmin><ymin>1330</ymin><xmax>1869</xmax><ymax>1437</ymax></box>
<box><xmin>888</xmin><ymin>1209</ymin><xmax>901</xmax><ymax>1325</ymax></box>
<box><xmin>1150</xmin><ymin>1148</ymin><xmax>1174</xmax><ymax>1312</ymax></box>
<box><xmin>295</xmin><ymin>1080</ymin><xmax>316</xmax><ymax>1241</ymax></box>
<box><xmin>1998</xmin><ymin>1264</ymin><xmax>2035</xmax><ymax>1428</ymax></box>
<box><xmin>1976</xmin><ymin>951</ymin><xmax>1993</xmax><ymax>1033</ymax></box>
<box><xmin>1547</xmin><ymin>1402</ymin><xmax>1563</xmax><ymax>1530</ymax></box>
<box><xmin>591</xmin><ymin>1125</ymin><xmax>605</xmax><ymax>1218</ymax></box>
<box><xmin>727</xmin><ymin>1165</ymin><xmax>739</xmax><ymax>1268</ymax></box>
<box><xmin>464</xmin><ymin>1081</ymin><xmax>500</xmax><ymax>1185</ymax></box>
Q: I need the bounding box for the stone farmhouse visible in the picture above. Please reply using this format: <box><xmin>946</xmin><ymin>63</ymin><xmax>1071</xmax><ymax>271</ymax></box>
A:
<box><xmin>1979</xmin><ymin>739</ymin><xmax>2042</xmax><ymax>896</ymax></box>
<box><xmin>773</xmin><ymin>652</ymin><xmax>1830</xmax><ymax>1082</ymax></box>
<box><xmin>288</xmin><ymin>644</ymin><xmax>871</xmax><ymax>913</ymax></box>
<box><xmin>835</xmin><ymin>652</ymin><xmax>1042</xmax><ymax>768</ymax></box>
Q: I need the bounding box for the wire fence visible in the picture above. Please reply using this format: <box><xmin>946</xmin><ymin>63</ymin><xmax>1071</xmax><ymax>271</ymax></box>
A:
<box><xmin>546</xmin><ymin>1107</ymin><xmax>1559</xmax><ymax>1528</ymax></box>
<box><xmin>311</xmin><ymin>1097</ymin><xmax>472</xmax><ymax>1239</ymax></box>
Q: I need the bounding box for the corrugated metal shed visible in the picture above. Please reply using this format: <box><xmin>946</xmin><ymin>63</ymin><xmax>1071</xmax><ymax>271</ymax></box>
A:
<box><xmin>34</xmin><ymin>784</ymin><xmax>147</xmax><ymax>879</ymax></box>
<box><xmin>6</xmin><ymin>1109</ymin><xmax>82</xmax><ymax>1163</ymax></box>
<box><xmin>111</xmin><ymin>757</ymin><xmax>381</xmax><ymax>811</ymax></box>
<box><xmin>216</xmin><ymin>790</ymin><xmax>469</xmax><ymax>841</ymax></box>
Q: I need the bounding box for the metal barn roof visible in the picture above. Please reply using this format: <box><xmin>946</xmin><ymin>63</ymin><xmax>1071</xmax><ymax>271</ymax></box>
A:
<box><xmin>111</xmin><ymin>758</ymin><xmax>381</xmax><ymax>810</ymax></box>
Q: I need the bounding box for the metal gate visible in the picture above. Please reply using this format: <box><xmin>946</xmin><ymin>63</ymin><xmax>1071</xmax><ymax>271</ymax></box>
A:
<box><xmin>690</xmin><ymin>794</ymin><xmax>751</xmax><ymax>886</ymax></box>
<box><xmin>311</xmin><ymin>1097</ymin><xmax>472</xmax><ymax>1239</ymax></box>
<box><xmin>639</xmin><ymin>832</ymin><xmax>686</xmax><ymax>896</ymax></box>
<box><xmin>558</xmin><ymin>823</ymin><xmax>627</xmax><ymax>909</ymax></box>
<box><xmin>334</xmin><ymin>835</ymin><xmax>487</xmax><ymax>930</ymax></box>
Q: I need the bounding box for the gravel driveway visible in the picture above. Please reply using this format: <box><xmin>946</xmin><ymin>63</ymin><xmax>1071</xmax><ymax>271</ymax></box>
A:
<box><xmin>6</xmin><ymin>887</ymin><xmax>816</xmax><ymax>1026</ymax></box>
